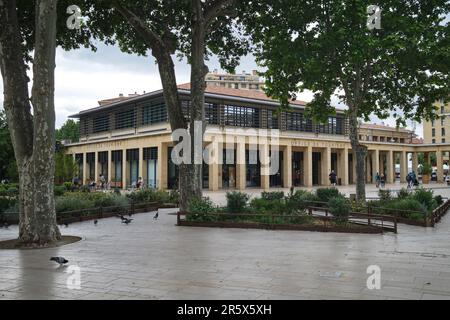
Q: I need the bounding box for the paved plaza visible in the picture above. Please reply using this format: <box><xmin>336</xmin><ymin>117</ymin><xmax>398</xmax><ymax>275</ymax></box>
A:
<box><xmin>1</xmin><ymin>183</ymin><xmax>450</xmax><ymax>300</ymax></box>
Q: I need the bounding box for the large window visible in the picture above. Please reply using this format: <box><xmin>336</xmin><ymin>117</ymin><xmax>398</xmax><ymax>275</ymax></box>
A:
<box><xmin>442</xmin><ymin>128</ymin><xmax>446</xmax><ymax>136</ymax></box>
<box><xmin>267</xmin><ymin>109</ymin><xmax>279</xmax><ymax>129</ymax></box>
<box><xmin>142</xmin><ymin>102</ymin><xmax>168</xmax><ymax>125</ymax></box>
<box><xmin>144</xmin><ymin>147</ymin><xmax>158</xmax><ymax>188</ymax></box>
<box><xmin>205</xmin><ymin>103</ymin><xmax>219</xmax><ymax>125</ymax></box>
<box><xmin>93</xmin><ymin>114</ymin><xmax>109</xmax><ymax>133</ymax></box>
<box><xmin>126</xmin><ymin>149</ymin><xmax>139</xmax><ymax>186</ymax></box>
<box><xmin>111</xmin><ymin>150</ymin><xmax>123</xmax><ymax>185</ymax></box>
<box><xmin>115</xmin><ymin>108</ymin><xmax>135</xmax><ymax>130</ymax></box>
<box><xmin>286</xmin><ymin>112</ymin><xmax>313</xmax><ymax>132</ymax></box>
<box><xmin>223</xmin><ymin>105</ymin><xmax>260</xmax><ymax>128</ymax></box>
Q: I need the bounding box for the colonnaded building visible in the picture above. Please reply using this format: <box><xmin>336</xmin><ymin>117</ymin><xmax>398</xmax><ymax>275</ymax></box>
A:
<box><xmin>64</xmin><ymin>83</ymin><xmax>448</xmax><ymax>191</ymax></box>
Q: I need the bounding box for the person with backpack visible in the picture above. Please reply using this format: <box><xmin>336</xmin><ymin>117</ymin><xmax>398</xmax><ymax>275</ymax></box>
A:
<box><xmin>375</xmin><ymin>172</ymin><xmax>380</xmax><ymax>188</ymax></box>
<box><xmin>406</xmin><ymin>172</ymin><xmax>413</xmax><ymax>189</ymax></box>
<box><xmin>329</xmin><ymin>170</ymin><xmax>337</xmax><ymax>186</ymax></box>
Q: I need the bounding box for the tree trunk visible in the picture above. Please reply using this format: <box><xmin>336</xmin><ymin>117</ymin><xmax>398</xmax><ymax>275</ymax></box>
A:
<box><xmin>30</xmin><ymin>0</ymin><xmax>61</xmax><ymax>243</ymax></box>
<box><xmin>189</xmin><ymin>0</ymin><xmax>208</xmax><ymax>201</ymax></box>
<box><xmin>348</xmin><ymin>107</ymin><xmax>367</xmax><ymax>202</ymax></box>
<box><xmin>0</xmin><ymin>0</ymin><xmax>60</xmax><ymax>245</ymax></box>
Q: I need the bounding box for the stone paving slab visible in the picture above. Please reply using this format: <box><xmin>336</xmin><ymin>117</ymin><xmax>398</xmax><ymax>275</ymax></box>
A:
<box><xmin>1</xmin><ymin>188</ymin><xmax>450</xmax><ymax>300</ymax></box>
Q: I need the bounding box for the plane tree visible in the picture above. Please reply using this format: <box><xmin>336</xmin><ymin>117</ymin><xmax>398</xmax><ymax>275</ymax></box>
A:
<box><xmin>244</xmin><ymin>0</ymin><xmax>449</xmax><ymax>201</ymax></box>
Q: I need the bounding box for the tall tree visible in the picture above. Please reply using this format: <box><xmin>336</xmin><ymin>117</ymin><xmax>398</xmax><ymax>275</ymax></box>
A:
<box><xmin>0</xmin><ymin>109</ymin><xmax>17</xmax><ymax>181</ymax></box>
<box><xmin>0</xmin><ymin>0</ymin><xmax>93</xmax><ymax>244</ymax></box>
<box><xmin>245</xmin><ymin>0</ymin><xmax>449</xmax><ymax>201</ymax></box>
<box><xmin>56</xmin><ymin>119</ymin><xmax>80</xmax><ymax>142</ymax></box>
<box><xmin>82</xmin><ymin>0</ymin><xmax>247</xmax><ymax>210</ymax></box>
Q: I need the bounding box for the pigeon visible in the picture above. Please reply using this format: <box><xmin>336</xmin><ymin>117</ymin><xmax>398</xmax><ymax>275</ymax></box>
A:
<box><xmin>153</xmin><ymin>212</ymin><xmax>159</xmax><ymax>220</ymax></box>
<box><xmin>119</xmin><ymin>215</ymin><xmax>126</xmax><ymax>221</ymax></box>
<box><xmin>94</xmin><ymin>219</ymin><xmax>98</xmax><ymax>225</ymax></box>
<box><xmin>3</xmin><ymin>222</ymin><xmax>9</xmax><ymax>229</ymax></box>
<box><xmin>64</xmin><ymin>222</ymin><xmax>69</xmax><ymax>228</ymax></box>
<box><xmin>50</xmin><ymin>257</ymin><xmax>69</xmax><ymax>265</ymax></box>
<box><xmin>122</xmin><ymin>218</ymin><xmax>133</xmax><ymax>225</ymax></box>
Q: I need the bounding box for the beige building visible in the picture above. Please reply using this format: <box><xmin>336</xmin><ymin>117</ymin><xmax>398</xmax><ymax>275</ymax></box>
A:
<box><xmin>423</xmin><ymin>99</ymin><xmax>450</xmax><ymax>144</ymax></box>
<box><xmin>64</xmin><ymin>85</ymin><xmax>449</xmax><ymax>190</ymax></box>
<box><xmin>205</xmin><ymin>69</ymin><xmax>264</xmax><ymax>91</ymax></box>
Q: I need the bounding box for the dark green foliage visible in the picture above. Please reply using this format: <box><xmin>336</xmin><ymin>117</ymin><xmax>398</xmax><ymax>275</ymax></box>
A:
<box><xmin>286</xmin><ymin>190</ymin><xmax>319</xmax><ymax>211</ymax></box>
<box><xmin>127</xmin><ymin>188</ymin><xmax>172</xmax><ymax>204</ymax></box>
<box><xmin>80</xmin><ymin>185</ymin><xmax>90</xmax><ymax>193</ymax></box>
<box><xmin>421</xmin><ymin>162</ymin><xmax>433</xmax><ymax>175</ymax></box>
<box><xmin>328</xmin><ymin>196</ymin><xmax>350</xmax><ymax>221</ymax></box>
<box><xmin>226</xmin><ymin>191</ymin><xmax>249</xmax><ymax>213</ymax></box>
<box><xmin>0</xmin><ymin>197</ymin><xmax>16</xmax><ymax>214</ymax></box>
<box><xmin>187</xmin><ymin>197</ymin><xmax>217</xmax><ymax>215</ymax></box>
<box><xmin>385</xmin><ymin>199</ymin><xmax>424</xmax><ymax>218</ymax></box>
<box><xmin>378</xmin><ymin>189</ymin><xmax>392</xmax><ymax>201</ymax></box>
<box><xmin>55</xmin><ymin>119</ymin><xmax>80</xmax><ymax>143</ymax></box>
<box><xmin>63</xmin><ymin>182</ymin><xmax>73</xmax><ymax>191</ymax></box>
<box><xmin>411</xmin><ymin>188</ymin><xmax>436</xmax><ymax>211</ymax></box>
<box><xmin>316</xmin><ymin>188</ymin><xmax>340</xmax><ymax>203</ymax></box>
<box><xmin>396</xmin><ymin>188</ymin><xmax>410</xmax><ymax>200</ymax></box>
<box><xmin>434</xmin><ymin>195</ymin><xmax>444</xmax><ymax>206</ymax></box>
<box><xmin>55</xmin><ymin>192</ymin><xmax>129</xmax><ymax>213</ymax></box>
<box><xmin>261</xmin><ymin>191</ymin><xmax>285</xmax><ymax>201</ymax></box>
<box><xmin>54</xmin><ymin>185</ymin><xmax>66</xmax><ymax>197</ymax></box>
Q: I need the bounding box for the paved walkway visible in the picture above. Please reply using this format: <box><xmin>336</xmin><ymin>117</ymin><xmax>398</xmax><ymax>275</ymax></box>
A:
<box><xmin>1</xmin><ymin>185</ymin><xmax>450</xmax><ymax>300</ymax></box>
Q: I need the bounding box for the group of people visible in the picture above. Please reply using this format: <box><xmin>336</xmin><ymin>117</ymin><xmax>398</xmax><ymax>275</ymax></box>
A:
<box><xmin>374</xmin><ymin>172</ymin><xmax>386</xmax><ymax>188</ymax></box>
<box><xmin>71</xmin><ymin>174</ymin><xmax>146</xmax><ymax>192</ymax></box>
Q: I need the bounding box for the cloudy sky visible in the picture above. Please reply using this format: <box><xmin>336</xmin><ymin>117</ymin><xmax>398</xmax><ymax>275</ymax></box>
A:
<box><xmin>0</xmin><ymin>42</ymin><xmax>422</xmax><ymax>137</ymax></box>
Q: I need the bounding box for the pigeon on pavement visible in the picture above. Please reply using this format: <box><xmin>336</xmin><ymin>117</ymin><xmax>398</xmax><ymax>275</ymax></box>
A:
<box><xmin>122</xmin><ymin>218</ymin><xmax>133</xmax><ymax>225</ymax></box>
<box><xmin>94</xmin><ymin>219</ymin><xmax>98</xmax><ymax>225</ymax></box>
<box><xmin>153</xmin><ymin>212</ymin><xmax>159</xmax><ymax>220</ymax></box>
<box><xmin>50</xmin><ymin>257</ymin><xmax>69</xmax><ymax>265</ymax></box>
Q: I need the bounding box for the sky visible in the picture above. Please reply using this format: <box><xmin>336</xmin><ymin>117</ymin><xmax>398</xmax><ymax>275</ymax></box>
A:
<box><xmin>0</xmin><ymin>42</ymin><xmax>423</xmax><ymax>137</ymax></box>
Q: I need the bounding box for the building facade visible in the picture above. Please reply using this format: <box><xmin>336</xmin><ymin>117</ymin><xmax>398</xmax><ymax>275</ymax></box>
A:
<box><xmin>423</xmin><ymin>99</ymin><xmax>450</xmax><ymax>144</ymax></box>
<box><xmin>205</xmin><ymin>70</ymin><xmax>264</xmax><ymax>91</ymax></box>
<box><xmin>65</xmin><ymin>84</ymin><xmax>449</xmax><ymax>190</ymax></box>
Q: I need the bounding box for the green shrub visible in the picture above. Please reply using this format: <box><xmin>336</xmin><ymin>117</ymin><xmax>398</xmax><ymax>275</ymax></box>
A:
<box><xmin>54</xmin><ymin>185</ymin><xmax>66</xmax><ymax>197</ymax></box>
<box><xmin>378</xmin><ymin>189</ymin><xmax>392</xmax><ymax>201</ymax></box>
<box><xmin>328</xmin><ymin>196</ymin><xmax>350</xmax><ymax>221</ymax></box>
<box><xmin>422</xmin><ymin>162</ymin><xmax>432</xmax><ymax>175</ymax></box>
<box><xmin>412</xmin><ymin>188</ymin><xmax>436</xmax><ymax>211</ymax></box>
<box><xmin>226</xmin><ymin>191</ymin><xmax>249</xmax><ymax>213</ymax></box>
<box><xmin>385</xmin><ymin>198</ymin><xmax>423</xmax><ymax>218</ymax></box>
<box><xmin>127</xmin><ymin>188</ymin><xmax>171</xmax><ymax>204</ymax></box>
<box><xmin>0</xmin><ymin>197</ymin><xmax>16</xmax><ymax>214</ymax></box>
<box><xmin>56</xmin><ymin>195</ymin><xmax>94</xmax><ymax>213</ymax></box>
<box><xmin>188</xmin><ymin>197</ymin><xmax>216</xmax><ymax>214</ymax></box>
<box><xmin>434</xmin><ymin>195</ymin><xmax>444</xmax><ymax>206</ymax></box>
<box><xmin>261</xmin><ymin>191</ymin><xmax>284</xmax><ymax>201</ymax></box>
<box><xmin>316</xmin><ymin>188</ymin><xmax>340</xmax><ymax>203</ymax></box>
<box><xmin>79</xmin><ymin>185</ymin><xmax>90</xmax><ymax>193</ymax></box>
<box><xmin>63</xmin><ymin>182</ymin><xmax>73</xmax><ymax>191</ymax></box>
<box><xmin>396</xmin><ymin>188</ymin><xmax>410</xmax><ymax>200</ymax></box>
<box><xmin>5</xmin><ymin>187</ymin><xmax>18</xmax><ymax>197</ymax></box>
<box><xmin>286</xmin><ymin>190</ymin><xmax>319</xmax><ymax>211</ymax></box>
<box><xmin>168</xmin><ymin>189</ymin><xmax>180</xmax><ymax>204</ymax></box>
<box><xmin>249</xmin><ymin>197</ymin><xmax>287</xmax><ymax>214</ymax></box>
<box><xmin>55</xmin><ymin>192</ymin><xmax>129</xmax><ymax>213</ymax></box>
<box><xmin>408</xmin><ymin>212</ymin><xmax>425</xmax><ymax>221</ymax></box>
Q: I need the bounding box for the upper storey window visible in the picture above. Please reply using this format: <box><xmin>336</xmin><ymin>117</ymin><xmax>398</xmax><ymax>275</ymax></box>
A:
<box><xmin>93</xmin><ymin>114</ymin><xmax>109</xmax><ymax>133</ymax></box>
<box><xmin>223</xmin><ymin>104</ymin><xmax>260</xmax><ymax>128</ymax></box>
<box><xmin>115</xmin><ymin>108</ymin><xmax>135</xmax><ymax>130</ymax></box>
<box><xmin>142</xmin><ymin>102</ymin><xmax>168</xmax><ymax>125</ymax></box>
<box><xmin>286</xmin><ymin>112</ymin><xmax>313</xmax><ymax>132</ymax></box>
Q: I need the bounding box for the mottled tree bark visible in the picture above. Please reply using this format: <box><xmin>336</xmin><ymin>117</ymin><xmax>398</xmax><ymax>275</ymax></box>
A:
<box><xmin>348</xmin><ymin>107</ymin><xmax>367</xmax><ymax>202</ymax></box>
<box><xmin>189</xmin><ymin>0</ymin><xmax>208</xmax><ymax>201</ymax></box>
<box><xmin>0</xmin><ymin>0</ymin><xmax>60</xmax><ymax>244</ymax></box>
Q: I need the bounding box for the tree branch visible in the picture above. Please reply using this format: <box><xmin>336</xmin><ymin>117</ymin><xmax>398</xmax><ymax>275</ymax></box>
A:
<box><xmin>204</xmin><ymin>0</ymin><xmax>236</xmax><ymax>26</ymax></box>
<box><xmin>111</xmin><ymin>0</ymin><xmax>168</xmax><ymax>53</ymax></box>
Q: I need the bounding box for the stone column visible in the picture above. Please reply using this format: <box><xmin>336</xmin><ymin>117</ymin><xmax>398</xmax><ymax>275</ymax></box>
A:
<box><xmin>236</xmin><ymin>142</ymin><xmax>246</xmax><ymax>191</ymax></box>
<box><xmin>386</xmin><ymin>150</ymin><xmax>394</xmax><ymax>183</ymax></box>
<box><xmin>366</xmin><ymin>153</ymin><xmax>371</xmax><ymax>183</ymax></box>
<box><xmin>157</xmin><ymin>143</ymin><xmax>167</xmax><ymax>190</ymax></box>
<box><xmin>304</xmin><ymin>146</ymin><xmax>313</xmax><ymax>187</ymax></box>
<box><xmin>208</xmin><ymin>141</ymin><xmax>219</xmax><ymax>191</ymax></box>
<box><xmin>283</xmin><ymin>144</ymin><xmax>292</xmax><ymax>188</ymax></box>
<box><xmin>372</xmin><ymin>149</ymin><xmax>380</xmax><ymax>184</ymax></box>
<box><xmin>122</xmin><ymin>149</ymin><xmax>127</xmax><ymax>190</ymax></box>
<box><xmin>138</xmin><ymin>147</ymin><xmax>144</xmax><ymax>183</ymax></box>
<box><xmin>400</xmin><ymin>151</ymin><xmax>407</xmax><ymax>183</ymax></box>
<box><xmin>412</xmin><ymin>152</ymin><xmax>418</xmax><ymax>173</ymax></box>
<box><xmin>339</xmin><ymin>147</ymin><xmax>349</xmax><ymax>185</ymax></box>
<box><xmin>107</xmin><ymin>150</ymin><xmax>112</xmax><ymax>185</ymax></box>
<box><xmin>82</xmin><ymin>153</ymin><xmax>87</xmax><ymax>185</ymax></box>
<box><xmin>260</xmin><ymin>144</ymin><xmax>270</xmax><ymax>190</ymax></box>
<box><xmin>321</xmin><ymin>147</ymin><xmax>331</xmax><ymax>186</ymax></box>
<box><xmin>436</xmin><ymin>150</ymin><xmax>444</xmax><ymax>183</ymax></box>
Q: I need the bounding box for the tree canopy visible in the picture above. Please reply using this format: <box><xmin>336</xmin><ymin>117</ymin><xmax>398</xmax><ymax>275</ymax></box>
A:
<box><xmin>56</xmin><ymin>119</ymin><xmax>79</xmax><ymax>143</ymax></box>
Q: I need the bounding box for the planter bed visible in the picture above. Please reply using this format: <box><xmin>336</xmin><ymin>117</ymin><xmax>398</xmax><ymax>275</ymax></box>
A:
<box><xmin>178</xmin><ymin>218</ymin><xmax>383</xmax><ymax>234</ymax></box>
